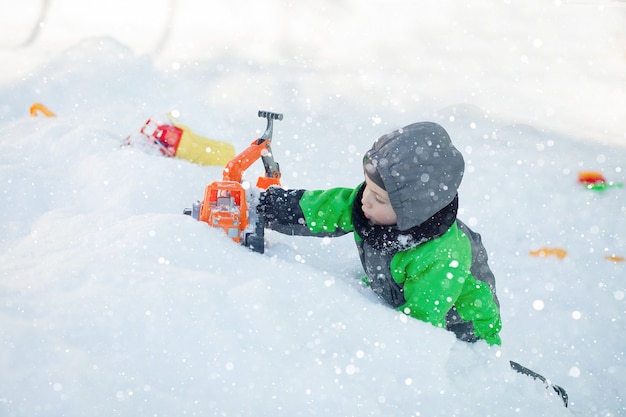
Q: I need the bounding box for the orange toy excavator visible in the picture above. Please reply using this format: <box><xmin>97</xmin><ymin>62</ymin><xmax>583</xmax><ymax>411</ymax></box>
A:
<box><xmin>184</xmin><ymin>111</ymin><xmax>283</xmax><ymax>253</ymax></box>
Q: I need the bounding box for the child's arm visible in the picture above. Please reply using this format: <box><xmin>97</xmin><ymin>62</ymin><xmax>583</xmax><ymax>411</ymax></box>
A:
<box><xmin>260</xmin><ymin>186</ymin><xmax>358</xmax><ymax>237</ymax></box>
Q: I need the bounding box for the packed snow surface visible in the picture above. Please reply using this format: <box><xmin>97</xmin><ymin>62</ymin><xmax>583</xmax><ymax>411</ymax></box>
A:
<box><xmin>1</xmin><ymin>1</ymin><xmax>625</xmax><ymax>416</ymax></box>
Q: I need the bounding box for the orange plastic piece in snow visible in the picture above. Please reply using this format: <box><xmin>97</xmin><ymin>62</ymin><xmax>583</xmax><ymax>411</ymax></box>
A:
<box><xmin>578</xmin><ymin>171</ymin><xmax>606</xmax><ymax>185</ymax></box>
<box><xmin>605</xmin><ymin>255</ymin><xmax>625</xmax><ymax>262</ymax></box>
<box><xmin>529</xmin><ymin>247</ymin><xmax>568</xmax><ymax>259</ymax></box>
<box><xmin>29</xmin><ymin>103</ymin><xmax>56</xmax><ymax>117</ymax></box>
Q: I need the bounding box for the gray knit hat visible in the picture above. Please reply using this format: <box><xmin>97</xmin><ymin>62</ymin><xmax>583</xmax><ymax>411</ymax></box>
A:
<box><xmin>363</xmin><ymin>122</ymin><xmax>464</xmax><ymax>230</ymax></box>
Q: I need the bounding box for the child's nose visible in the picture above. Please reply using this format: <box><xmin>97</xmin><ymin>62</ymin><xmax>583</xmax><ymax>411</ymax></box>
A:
<box><xmin>361</xmin><ymin>192</ymin><xmax>370</xmax><ymax>207</ymax></box>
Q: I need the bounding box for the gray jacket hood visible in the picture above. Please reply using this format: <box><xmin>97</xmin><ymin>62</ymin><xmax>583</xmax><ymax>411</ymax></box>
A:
<box><xmin>364</xmin><ymin>122</ymin><xmax>464</xmax><ymax>231</ymax></box>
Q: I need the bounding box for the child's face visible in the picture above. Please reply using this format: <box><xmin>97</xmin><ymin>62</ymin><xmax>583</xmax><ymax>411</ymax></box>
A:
<box><xmin>361</xmin><ymin>175</ymin><xmax>398</xmax><ymax>226</ymax></box>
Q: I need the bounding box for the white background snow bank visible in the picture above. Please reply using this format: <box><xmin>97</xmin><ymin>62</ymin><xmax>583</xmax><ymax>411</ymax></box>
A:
<box><xmin>1</xmin><ymin>1</ymin><xmax>625</xmax><ymax>416</ymax></box>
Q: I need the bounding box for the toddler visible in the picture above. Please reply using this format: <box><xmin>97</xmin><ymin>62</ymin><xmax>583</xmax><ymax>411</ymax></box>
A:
<box><xmin>259</xmin><ymin>121</ymin><xmax>502</xmax><ymax>345</ymax></box>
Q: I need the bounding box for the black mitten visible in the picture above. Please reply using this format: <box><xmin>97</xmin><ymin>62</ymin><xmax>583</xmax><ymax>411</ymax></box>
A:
<box><xmin>259</xmin><ymin>187</ymin><xmax>306</xmax><ymax>225</ymax></box>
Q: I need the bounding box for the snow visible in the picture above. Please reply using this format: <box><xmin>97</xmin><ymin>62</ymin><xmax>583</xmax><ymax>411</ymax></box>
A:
<box><xmin>1</xmin><ymin>0</ymin><xmax>625</xmax><ymax>416</ymax></box>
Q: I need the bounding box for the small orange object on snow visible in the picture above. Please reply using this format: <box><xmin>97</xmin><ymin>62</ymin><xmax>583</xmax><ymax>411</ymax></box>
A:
<box><xmin>529</xmin><ymin>247</ymin><xmax>568</xmax><ymax>259</ymax></box>
<box><xmin>577</xmin><ymin>171</ymin><xmax>606</xmax><ymax>185</ymax></box>
<box><xmin>29</xmin><ymin>103</ymin><xmax>56</xmax><ymax>117</ymax></box>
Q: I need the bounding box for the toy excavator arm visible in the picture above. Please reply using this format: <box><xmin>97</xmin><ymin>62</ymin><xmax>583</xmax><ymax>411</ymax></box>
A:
<box><xmin>223</xmin><ymin>111</ymin><xmax>282</xmax><ymax>189</ymax></box>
